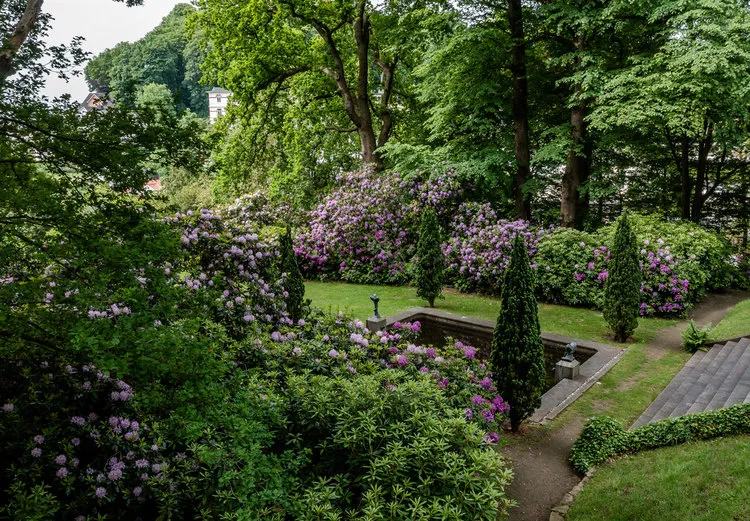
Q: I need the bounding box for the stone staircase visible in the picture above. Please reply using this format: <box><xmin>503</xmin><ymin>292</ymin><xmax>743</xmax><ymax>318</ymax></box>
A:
<box><xmin>631</xmin><ymin>336</ymin><xmax>750</xmax><ymax>429</ymax></box>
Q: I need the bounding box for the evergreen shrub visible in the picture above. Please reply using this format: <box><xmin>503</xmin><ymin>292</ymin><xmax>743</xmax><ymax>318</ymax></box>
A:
<box><xmin>415</xmin><ymin>209</ymin><xmax>445</xmax><ymax>307</ymax></box>
<box><xmin>570</xmin><ymin>403</ymin><xmax>750</xmax><ymax>473</ymax></box>
<box><xmin>603</xmin><ymin>214</ymin><xmax>642</xmax><ymax>342</ymax></box>
<box><xmin>491</xmin><ymin>235</ymin><xmax>545</xmax><ymax>432</ymax></box>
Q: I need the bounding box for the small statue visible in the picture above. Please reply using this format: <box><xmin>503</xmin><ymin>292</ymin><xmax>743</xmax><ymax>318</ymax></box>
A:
<box><xmin>370</xmin><ymin>294</ymin><xmax>380</xmax><ymax>318</ymax></box>
<box><xmin>562</xmin><ymin>341</ymin><xmax>577</xmax><ymax>362</ymax></box>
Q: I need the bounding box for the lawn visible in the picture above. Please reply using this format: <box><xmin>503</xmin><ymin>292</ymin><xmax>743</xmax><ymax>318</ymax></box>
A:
<box><xmin>567</xmin><ymin>435</ymin><xmax>750</xmax><ymax>521</ymax></box>
<box><xmin>305</xmin><ymin>281</ymin><xmax>671</xmax><ymax>345</ymax></box>
<box><xmin>709</xmin><ymin>297</ymin><xmax>750</xmax><ymax>340</ymax></box>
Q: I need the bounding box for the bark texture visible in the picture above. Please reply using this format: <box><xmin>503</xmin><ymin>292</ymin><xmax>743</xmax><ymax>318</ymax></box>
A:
<box><xmin>508</xmin><ymin>0</ymin><xmax>532</xmax><ymax>220</ymax></box>
<box><xmin>0</xmin><ymin>0</ymin><xmax>44</xmax><ymax>82</ymax></box>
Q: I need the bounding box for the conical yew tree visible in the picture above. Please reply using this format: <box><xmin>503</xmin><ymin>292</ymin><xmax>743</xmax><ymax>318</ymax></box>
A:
<box><xmin>491</xmin><ymin>234</ymin><xmax>545</xmax><ymax>432</ymax></box>
<box><xmin>279</xmin><ymin>226</ymin><xmax>305</xmax><ymax>321</ymax></box>
<box><xmin>415</xmin><ymin>209</ymin><xmax>445</xmax><ymax>307</ymax></box>
<box><xmin>603</xmin><ymin>213</ymin><xmax>642</xmax><ymax>342</ymax></box>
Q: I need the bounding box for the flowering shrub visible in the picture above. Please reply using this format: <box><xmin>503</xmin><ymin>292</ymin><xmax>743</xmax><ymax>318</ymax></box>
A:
<box><xmin>0</xmin><ymin>360</ymin><xmax>194</xmax><ymax>519</ymax></box>
<box><xmin>235</xmin><ymin>313</ymin><xmax>513</xmax><ymax>519</ymax></box>
<box><xmin>248</xmin><ymin>315</ymin><xmax>509</xmax><ymax>438</ymax></box>
<box><xmin>294</xmin><ymin>170</ymin><xmax>418</xmax><ymax>284</ymax></box>
<box><xmin>2</xmin><ymin>190</ymin><xmax>514</xmax><ymax>519</ymax></box>
<box><xmin>443</xmin><ymin>202</ymin><xmax>550</xmax><ymax>293</ymax></box>
<box><xmin>166</xmin><ymin>207</ymin><xmax>292</xmax><ymax>337</ymax></box>
<box><xmin>223</xmin><ymin>191</ymin><xmax>297</xmax><ymax>227</ymax></box>
<box><xmin>534</xmin><ymin>215</ymin><xmax>732</xmax><ymax>316</ymax></box>
<box><xmin>295</xmin><ymin>168</ymin><xmax>465</xmax><ymax>285</ymax></box>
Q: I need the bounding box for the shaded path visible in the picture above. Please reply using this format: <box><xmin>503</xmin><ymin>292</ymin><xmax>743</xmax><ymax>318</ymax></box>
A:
<box><xmin>500</xmin><ymin>290</ymin><xmax>750</xmax><ymax>521</ymax></box>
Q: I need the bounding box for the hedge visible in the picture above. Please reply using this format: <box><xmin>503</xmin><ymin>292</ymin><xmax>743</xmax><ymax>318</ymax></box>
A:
<box><xmin>570</xmin><ymin>403</ymin><xmax>750</xmax><ymax>473</ymax></box>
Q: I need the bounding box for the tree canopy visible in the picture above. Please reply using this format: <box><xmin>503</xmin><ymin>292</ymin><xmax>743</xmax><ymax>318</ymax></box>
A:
<box><xmin>85</xmin><ymin>3</ymin><xmax>208</xmax><ymax>116</ymax></box>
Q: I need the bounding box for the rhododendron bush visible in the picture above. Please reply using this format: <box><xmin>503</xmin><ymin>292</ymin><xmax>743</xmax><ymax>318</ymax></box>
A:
<box><xmin>443</xmin><ymin>202</ymin><xmax>550</xmax><ymax>294</ymax></box>
<box><xmin>2</xmin><ymin>193</ymin><xmax>513</xmax><ymax>519</ymax></box>
<box><xmin>534</xmin><ymin>215</ymin><xmax>732</xmax><ymax>316</ymax></box>
<box><xmin>293</xmin><ymin>170</ymin><xmax>733</xmax><ymax>316</ymax></box>
<box><xmin>295</xmin><ymin>168</ymin><xmax>463</xmax><ymax>285</ymax></box>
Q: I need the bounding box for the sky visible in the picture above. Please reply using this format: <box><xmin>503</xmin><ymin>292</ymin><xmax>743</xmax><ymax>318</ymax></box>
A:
<box><xmin>42</xmin><ymin>0</ymin><xmax>183</xmax><ymax>102</ymax></box>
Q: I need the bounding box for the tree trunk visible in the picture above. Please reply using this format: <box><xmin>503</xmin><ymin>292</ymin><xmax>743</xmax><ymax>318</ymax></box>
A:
<box><xmin>508</xmin><ymin>0</ymin><xmax>532</xmax><ymax>221</ymax></box>
<box><xmin>352</xmin><ymin>10</ymin><xmax>383</xmax><ymax>171</ymax></box>
<box><xmin>0</xmin><ymin>0</ymin><xmax>44</xmax><ymax>82</ymax></box>
<box><xmin>679</xmin><ymin>135</ymin><xmax>691</xmax><ymax>220</ymax></box>
<box><xmin>741</xmin><ymin>174</ymin><xmax>749</xmax><ymax>249</ymax></box>
<box><xmin>359</xmin><ymin>127</ymin><xmax>380</xmax><ymax>170</ymax></box>
<box><xmin>561</xmin><ymin>98</ymin><xmax>591</xmax><ymax>228</ymax></box>
<box><xmin>691</xmin><ymin>120</ymin><xmax>713</xmax><ymax>222</ymax></box>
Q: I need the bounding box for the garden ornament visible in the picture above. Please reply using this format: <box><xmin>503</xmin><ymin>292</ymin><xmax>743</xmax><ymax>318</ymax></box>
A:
<box><xmin>563</xmin><ymin>341</ymin><xmax>577</xmax><ymax>362</ymax></box>
<box><xmin>370</xmin><ymin>294</ymin><xmax>380</xmax><ymax>318</ymax></box>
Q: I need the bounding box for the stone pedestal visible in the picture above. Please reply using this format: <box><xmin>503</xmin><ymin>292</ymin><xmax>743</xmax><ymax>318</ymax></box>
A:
<box><xmin>366</xmin><ymin>316</ymin><xmax>386</xmax><ymax>333</ymax></box>
<box><xmin>555</xmin><ymin>359</ymin><xmax>580</xmax><ymax>382</ymax></box>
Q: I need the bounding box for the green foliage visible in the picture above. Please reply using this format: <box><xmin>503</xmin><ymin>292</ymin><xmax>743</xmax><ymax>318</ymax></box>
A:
<box><xmin>85</xmin><ymin>4</ymin><xmax>208</xmax><ymax>116</ymax></box>
<box><xmin>415</xmin><ymin>209</ymin><xmax>445</xmax><ymax>307</ymax></box>
<box><xmin>160</xmin><ymin>167</ymin><xmax>218</xmax><ymax>211</ymax></box>
<box><xmin>681</xmin><ymin>320</ymin><xmax>711</xmax><ymax>353</ymax></box>
<box><xmin>287</xmin><ymin>372</ymin><xmax>514</xmax><ymax>521</ymax></box>
<box><xmin>603</xmin><ymin>214</ymin><xmax>642</xmax><ymax>341</ymax></box>
<box><xmin>491</xmin><ymin>235</ymin><xmax>546</xmax><ymax>431</ymax></box>
<box><xmin>570</xmin><ymin>403</ymin><xmax>750</xmax><ymax>473</ymax></box>
<box><xmin>279</xmin><ymin>227</ymin><xmax>306</xmax><ymax>321</ymax></box>
<box><xmin>534</xmin><ymin>214</ymin><xmax>733</xmax><ymax>316</ymax></box>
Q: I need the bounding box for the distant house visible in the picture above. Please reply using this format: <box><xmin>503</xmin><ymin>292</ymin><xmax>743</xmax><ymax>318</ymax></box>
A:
<box><xmin>80</xmin><ymin>92</ymin><xmax>114</xmax><ymax>113</ymax></box>
<box><xmin>144</xmin><ymin>178</ymin><xmax>162</xmax><ymax>192</ymax></box>
<box><xmin>207</xmin><ymin>87</ymin><xmax>231</xmax><ymax>123</ymax></box>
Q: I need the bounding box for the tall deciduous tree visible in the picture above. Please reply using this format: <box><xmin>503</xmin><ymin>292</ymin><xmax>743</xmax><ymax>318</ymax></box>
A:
<box><xmin>491</xmin><ymin>235</ymin><xmax>545</xmax><ymax>432</ymax></box>
<box><xmin>507</xmin><ymin>0</ymin><xmax>532</xmax><ymax>220</ymax></box>
<box><xmin>193</xmin><ymin>0</ymin><xmax>445</xmax><ymax>172</ymax></box>
<box><xmin>85</xmin><ymin>4</ymin><xmax>208</xmax><ymax>116</ymax></box>
<box><xmin>603</xmin><ymin>213</ymin><xmax>642</xmax><ymax>342</ymax></box>
<box><xmin>589</xmin><ymin>0</ymin><xmax>750</xmax><ymax>223</ymax></box>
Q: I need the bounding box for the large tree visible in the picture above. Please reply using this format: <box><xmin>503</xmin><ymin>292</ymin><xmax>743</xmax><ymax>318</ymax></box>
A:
<box><xmin>1</xmin><ymin>0</ymin><xmax>206</xmax><ymax>289</ymax></box>
<box><xmin>194</xmin><ymin>0</ymin><xmax>448</xmax><ymax>172</ymax></box>
<box><xmin>590</xmin><ymin>0</ymin><xmax>750</xmax><ymax>223</ymax></box>
<box><xmin>540</xmin><ymin>0</ymin><xmax>654</xmax><ymax>229</ymax></box>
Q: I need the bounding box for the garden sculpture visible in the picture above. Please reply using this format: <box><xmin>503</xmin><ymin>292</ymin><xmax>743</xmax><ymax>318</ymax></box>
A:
<box><xmin>370</xmin><ymin>294</ymin><xmax>380</xmax><ymax>318</ymax></box>
<box><xmin>562</xmin><ymin>342</ymin><xmax>577</xmax><ymax>362</ymax></box>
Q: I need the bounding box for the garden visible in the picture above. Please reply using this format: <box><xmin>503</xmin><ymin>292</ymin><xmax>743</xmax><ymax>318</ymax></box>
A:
<box><xmin>3</xmin><ymin>0</ymin><xmax>750</xmax><ymax>520</ymax></box>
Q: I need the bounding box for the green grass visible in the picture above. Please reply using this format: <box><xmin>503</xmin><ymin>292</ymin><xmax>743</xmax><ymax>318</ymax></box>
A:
<box><xmin>306</xmin><ymin>281</ymin><xmax>681</xmax><ymax>425</ymax></box>
<box><xmin>567</xmin><ymin>435</ymin><xmax>750</xmax><ymax>521</ymax></box>
<box><xmin>551</xmin><ymin>340</ymin><xmax>688</xmax><ymax>426</ymax></box>
<box><xmin>305</xmin><ymin>281</ymin><xmax>672</xmax><ymax>345</ymax></box>
<box><xmin>709</xmin><ymin>298</ymin><xmax>750</xmax><ymax>340</ymax></box>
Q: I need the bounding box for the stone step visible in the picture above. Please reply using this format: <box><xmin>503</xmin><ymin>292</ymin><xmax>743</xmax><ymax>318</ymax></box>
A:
<box><xmin>668</xmin><ymin>341</ymin><xmax>738</xmax><ymax>418</ymax></box>
<box><xmin>723</xmin><ymin>354</ymin><xmax>750</xmax><ymax>409</ymax></box>
<box><xmin>630</xmin><ymin>349</ymin><xmax>709</xmax><ymax>429</ymax></box>
<box><xmin>645</xmin><ymin>342</ymin><xmax>731</xmax><ymax>424</ymax></box>
<box><xmin>706</xmin><ymin>338</ymin><xmax>750</xmax><ymax>411</ymax></box>
<box><xmin>685</xmin><ymin>339</ymin><xmax>748</xmax><ymax>415</ymax></box>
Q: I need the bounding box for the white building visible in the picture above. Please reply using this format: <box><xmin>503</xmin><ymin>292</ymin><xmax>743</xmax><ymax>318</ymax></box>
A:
<box><xmin>207</xmin><ymin>87</ymin><xmax>231</xmax><ymax>123</ymax></box>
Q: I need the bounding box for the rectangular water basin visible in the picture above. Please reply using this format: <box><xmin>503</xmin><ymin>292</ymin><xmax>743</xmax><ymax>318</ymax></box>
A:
<box><xmin>385</xmin><ymin>307</ymin><xmax>626</xmax><ymax>423</ymax></box>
